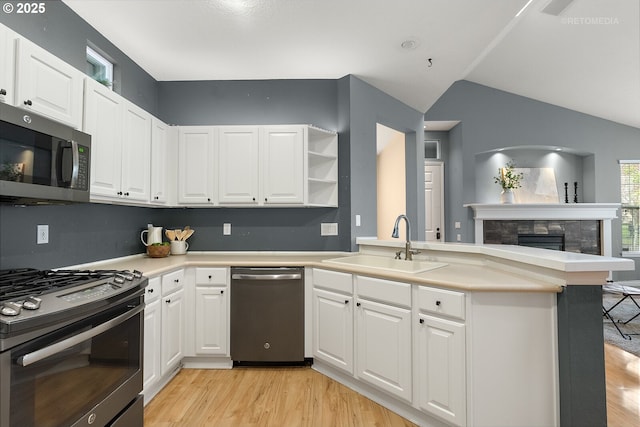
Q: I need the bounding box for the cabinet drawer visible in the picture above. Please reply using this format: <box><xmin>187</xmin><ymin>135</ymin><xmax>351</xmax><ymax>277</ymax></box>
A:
<box><xmin>145</xmin><ymin>276</ymin><xmax>161</xmax><ymax>303</ymax></box>
<box><xmin>356</xmin><ymin>275</ymin><xmax>411</xmax><ymax>308</ymax></box>
<box><xmin>313</xmin><ymin>268</ymin><xmax>352</xmax><ymax>294</ymax></box>
<box><xmin>195</xmin><ymin>267</ymin><xmax>227</xmax><ymax>285</ymax></box>
<box><xmin>162</xmin><ymin>269</ymin><xmax>184</xmax><ymax>296</ymax></box>
<box><xmin>418</xmin><ymin>286</ymin><xmax>465</xmax><ymax>320</ymax></box>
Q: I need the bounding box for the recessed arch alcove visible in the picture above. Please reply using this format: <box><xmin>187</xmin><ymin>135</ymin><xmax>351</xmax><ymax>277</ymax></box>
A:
<box><xmin>474</xmin><ymin>145</ymin><xmax>595</xmax><ymax>204</ymax></box>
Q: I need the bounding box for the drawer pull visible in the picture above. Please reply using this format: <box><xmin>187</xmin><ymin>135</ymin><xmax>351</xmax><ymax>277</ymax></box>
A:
<box><xmin>165</xmin><ymin>299</ymin><xmax>171</xmax><ymax>304</ymax></box>
<box><xmin>356</xmin><ymin>302</ymin><xmax>361</xmax><ymax>307</ymax></box>
<box><xmin>147</xmin><ymin>288</ymin><xmax>154</xmax><ymax>293</ymax></box>
<box><xmin>208</xmin><ymin>275</ymin><xmax>212</xmax><ymax>279</ymax></box>
<box><xmin>221</xmin><ymin>290</ymin><xmax>224</xmax><ymax>295</ymax></box>
<box><xmin>419</xmin><ymin>318</ymin><xmax>424</xmax><ymax>324</ymax></box>
<box><xmin>174</xmin><ymin>279</ymin><xmax>179</xmax><ymax>283</ymax></box>
<box><xmin>435</xmin><ymin>300</ymin><xmax>441</xmax><ymax>306</ymax></box>
<box><xmin>344</xmin><ymin>300</ymin><xmax>349</xmax><ymax>304</ymax></box>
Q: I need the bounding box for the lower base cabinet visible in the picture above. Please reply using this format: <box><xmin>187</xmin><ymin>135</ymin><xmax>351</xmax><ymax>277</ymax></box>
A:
<box><xmin>312</xmin><ymin>287</ymin><xmax>354</xmax><ymax>374</ymax></box>
<box><xmin>195</xmin><ymin>285</ymin><xmax>228</xmax><ymax>355</ymax></box>
<box><xmin>416</xmin><ymin>313</ymin><xmax>466</xmax><ymax>427</ymax></box>
<box><xmin>143</xmin><ymin>277</ymin><xmax>161</xmax><ymax>393</ymax></box>
<box><xmin>356</xmin><ymin>298</ymin><xmax>412</xmax><ymax>403</ymax></box>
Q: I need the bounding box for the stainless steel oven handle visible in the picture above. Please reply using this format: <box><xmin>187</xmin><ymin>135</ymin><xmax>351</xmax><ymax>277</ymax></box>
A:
<box><xmin>231</xmin><ymin>273</ymin><xmax>302</xmax><ymax>281</ymax></box>
<box><xmin>17</xmin><ymin>304</ymin><xmax>143</xmax><ymax>367</ymax></box>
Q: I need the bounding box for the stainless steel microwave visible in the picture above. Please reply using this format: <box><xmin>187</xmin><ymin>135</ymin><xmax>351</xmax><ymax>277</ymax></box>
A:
<box><xmin>0</xmin><ymin>102</ymin><xmax>91</xmax><ymax>204</ymax></box>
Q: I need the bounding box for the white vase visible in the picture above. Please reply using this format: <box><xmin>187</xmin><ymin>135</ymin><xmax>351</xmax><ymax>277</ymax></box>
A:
<box><xmin>500</xmin><ymin>189</ymin><xmax>515</xmax><ymax>204</ymax></box>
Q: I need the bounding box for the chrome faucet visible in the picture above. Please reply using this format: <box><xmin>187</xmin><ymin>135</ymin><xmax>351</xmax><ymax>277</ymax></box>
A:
<box><xmin>391</xmin><ymin>214</ymin><xmax>419</xmax><ymax>260</ymax></box>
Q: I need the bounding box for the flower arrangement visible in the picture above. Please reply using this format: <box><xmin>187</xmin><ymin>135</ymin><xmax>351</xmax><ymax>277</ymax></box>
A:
<box><xmin>494</xmin><ymin>161</ymin><xmax>523</xmax><ymax>190</ymax></box>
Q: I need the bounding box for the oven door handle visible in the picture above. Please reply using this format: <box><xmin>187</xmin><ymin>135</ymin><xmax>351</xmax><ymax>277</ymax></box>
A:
<box><xmin>17</xmin><ymin>304</ymin><xmax>143</xmax><ymax>367</ymax></box>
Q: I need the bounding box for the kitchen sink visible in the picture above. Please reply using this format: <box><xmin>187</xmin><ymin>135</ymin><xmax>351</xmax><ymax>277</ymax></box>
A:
<box><xmin>323</xmin><ymin>254</ymin><xmax>447</xmax><ymax>274</ymax></box>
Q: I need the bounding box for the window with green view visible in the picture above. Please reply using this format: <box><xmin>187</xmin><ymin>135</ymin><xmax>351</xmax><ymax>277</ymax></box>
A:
<box><xmin>620</xmin><ymin>161</ymin><xmax>640</xmax><ymax>252</ymax></box>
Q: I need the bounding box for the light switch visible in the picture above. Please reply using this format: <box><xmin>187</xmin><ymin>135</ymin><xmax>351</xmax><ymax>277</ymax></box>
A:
<box><xmin>355</xmin><ymin>215</ymin><xmax>361</xmax><ymax>227</ymax></box>
<box><xmin>223</xmin><ymin>223</ymin><xmax>231</xmax><ymax>235</ymax></box>
<box><xmin>454</xmin><ymin>221</ymin><xmax>461</xmax><ymax>229</ymax></box>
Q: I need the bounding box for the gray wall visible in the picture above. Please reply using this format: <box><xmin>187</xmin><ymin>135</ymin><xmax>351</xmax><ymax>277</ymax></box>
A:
<box><xmin>425</xmin><ymin>80</ymin><xmax>640</xmax><ymax>279</ymax></box>
<box><xmin>346</xmin><ymin>76</ymin><xmax>425</xmax><ymax>249</ymax></box>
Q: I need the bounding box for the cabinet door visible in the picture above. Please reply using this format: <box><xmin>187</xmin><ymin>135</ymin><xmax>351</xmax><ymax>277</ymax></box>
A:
<box><xmin>195</xmin><ymin>286</ymin><xmax>228</xmax><ymax>355</ymax></box>
<box><xmin>417</xmin><ymin>314</ymin><xmax>466</xmax><ymax>427</ymax></box>
<box><xmin>121</xmin><ymin>101</ymin><xmax>151</xmax><ymax>202</ymax></box>
<box><xmin>150</xmin><ymin>118</ymin><xmax>170</xmax><ymax>204</ymax></box>
<box><xmin>84</xmin><ymin>79</ymin><xmax>123</xmax><ymax>199</ymax></box>
<box><xmin>356</xmin><ymin>298</ymin><xmax>412</xmax><ymax>402</ymax></box>
<box><xmin>261</xmin><ymin>126</ymin><xmax>304</xmax><ymax>204</ymax></box>
<box><xmin>15</xmin><ymin>38</ymin><xmax>83</xmax><ymax>128</ymax></box>
<box><xmin>143</xmin><ymin>298</ymin><xmax>161</xmax><ymax>392</ymax></box>
<box><xmin>161</xmin><ymin>288</ymin><xmax>184</xmax><ymax>375</ymax></box>
<box><xmin>0</xmin><ymin>25</ymin><xmax>15</xmax><ymax>105</ymax></box>
<box><xmin>218</xmin><ymin>126</ymin><xmax>259</xmax><ymax>204</ymax></box>
<box><xmin>178</xmin><ymin>127</ymin><xmax>216</xmax><ymax>205</ymax></box>
<box><xmin>312</xmin><ymin>288</ymin><xmax>353</xmax><ymax>374</ymax></box>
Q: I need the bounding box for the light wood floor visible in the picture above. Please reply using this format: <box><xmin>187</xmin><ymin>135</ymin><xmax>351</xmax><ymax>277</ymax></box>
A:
<box><xmin>145</xmin><ymin>346</ymin><xmax>640</xmax><ymax>427</ymax></box>
<box><xmin>605</xmin><ymin>343</ymin><xmax>640</xmax><ymax>426</ymax></box>
<box><xmin>144</xmin><ymin>367</ymin><xmax>417</xmax><ymax>427</ymax></box>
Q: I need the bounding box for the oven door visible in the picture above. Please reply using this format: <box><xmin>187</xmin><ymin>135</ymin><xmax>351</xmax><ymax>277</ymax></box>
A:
<box><xmin>0</xmin><ymin>298</ymin><xmax>143</xmax><ymax>427</ymax></box>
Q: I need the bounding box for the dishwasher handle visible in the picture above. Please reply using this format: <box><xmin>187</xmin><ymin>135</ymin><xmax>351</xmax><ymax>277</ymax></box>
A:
<box><xmin>232</xmin><ymin>273</ymin><xmax>302</xmax><ymax>281</ymax></box>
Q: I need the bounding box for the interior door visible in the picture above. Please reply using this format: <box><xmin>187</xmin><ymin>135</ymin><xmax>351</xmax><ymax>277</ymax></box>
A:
<box><xmin>425</xmin><ymin>161</ymin><xmax>444</xmax><ymax>242</ymax></box>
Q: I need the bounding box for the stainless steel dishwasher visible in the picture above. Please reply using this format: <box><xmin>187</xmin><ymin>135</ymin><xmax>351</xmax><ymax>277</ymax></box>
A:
<box><xmin>230</xmin><ymin>267</ymin><xmax>305</xmax><ymax>364</ymax></box>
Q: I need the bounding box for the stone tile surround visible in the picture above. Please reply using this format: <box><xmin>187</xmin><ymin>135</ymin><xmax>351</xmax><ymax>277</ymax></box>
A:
<box><xmin>483</xmin><ymin>219</ymin><xmax>601</xmax><ymax>255</ymax></box>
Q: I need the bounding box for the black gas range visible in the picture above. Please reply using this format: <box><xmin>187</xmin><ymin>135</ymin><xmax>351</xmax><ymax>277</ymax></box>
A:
<box><xmin>0</xmin><ymin>267</ymin><xmax>147</xmax><ymax>427</ymax></box>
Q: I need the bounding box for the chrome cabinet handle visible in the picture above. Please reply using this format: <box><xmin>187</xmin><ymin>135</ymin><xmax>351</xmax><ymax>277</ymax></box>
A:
<box><xmin>17</xmin><ymin>305</ymin><xmax>143</xmax><ymax>367</ymax></box>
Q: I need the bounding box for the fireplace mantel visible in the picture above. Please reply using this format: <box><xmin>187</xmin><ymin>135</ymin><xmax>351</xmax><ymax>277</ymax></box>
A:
<box><xmin>464</xmin><ymin>203</ymin><xmax>620</xmax><ymax>257</ymax></box>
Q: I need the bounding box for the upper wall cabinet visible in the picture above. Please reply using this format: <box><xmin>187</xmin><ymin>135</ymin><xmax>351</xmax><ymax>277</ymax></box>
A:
<box><xmin>261</xmin><ymin>126</ymin><xmax>305</xmax><ymax>205</ymax></box>
<box><xmin>307</xmin><ymin>126</ymin><xmax>338</xmax><ymax>207</ymax></box>
<box><xmin>150</xmin><ymin>119</ymin><xmax>172</xmax><ymax>205</ymax></box>
<box><xmin>14</xmin><ymin>38</ymin><xmax>84</xmax><ymax>129</ymax></box>
<box><xmin>84</xmin><ymin>78</ymin><xmax>152</xmax><ymax>203</ymax></box>
<box><xmin>178</xmin><ymin>127</ymin><xmax>217</xmax><ymax>205</ymax></box>
<box><xmin>0</xmin><ymin>24</ymin><xmax>16</xmax><ymax>105</ymax></box>
<box><xmin>183</xmin><ymin>124</ymin><xmax>337</xmax><ymax>208</ymax></box>
<box><xmin>218</xmin><ymin>126</ymin><xmax>260</xmax><ymax>205</ymax></box>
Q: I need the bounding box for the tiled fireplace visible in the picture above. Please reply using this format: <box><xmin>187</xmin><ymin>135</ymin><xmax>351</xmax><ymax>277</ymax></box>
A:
<box><xmin>483</xmin><ymin>219</ymin><xmax>600</xmax><ymax>254</ymax></box>
<box><xmin>465</xmin><ymin>204</ymin><xmax>620</xmax><ymax>256</ymax></box>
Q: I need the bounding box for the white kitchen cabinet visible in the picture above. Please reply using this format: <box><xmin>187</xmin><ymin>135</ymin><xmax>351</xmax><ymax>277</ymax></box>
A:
<box><xmin>14</xmin><ymin>37</ymin><xmax>83</xmax><ymax>129</ymax></box>
<box><xmin>312</xmin><ymin>269</ymin><xmax>354</xmax><ymax>374</ymax></box>
<box><xmin>178</xmin><ymin>127</ymin><xmax>217</xmax><ymax>205</ymax></box>
<box><xmin>218</xmin><ymin>126</ymin><xmax>260</xmax><ymax>204</ymax></box>
<box><xmin>84</xmin><ymin>78</ymin><xmax>152</xmax><ymax>203</ymax></box>
<box><xmin>194</xmin><ymin>267</ymin><xmax>229</xmax><ymax>355</ymax></box>
<box><xmin>261</xmin><ymin>126</ymin><xmax>305</xmax><ymax>204</ymax></box>
<box><xmin>312</xmin><ymin>287</ymin><xmax>354</xmax><ymax>374</ymax></box>
<box><xmin>120</xmin><ymin>101</ymin><xmax>151</xmax><ymax>202</ymax></box>
<box><xmin>0</xmin><ymin>24</ymin><xmax>16</xmax><ymax>105</ymax></box>
<box><xmin>150</xmin><ymin>118</ymin><xmax>171</xmax><ymax>204</ymax></box>
<box><xmin>354</xmin><ymin>275</ymin><xmax>412</xmax><ymax>403</ymax></box>
<box><xmin>416</xmin><ymin>313</ymin><xmax>466</xmax><ymax>427</ymax></box>
<box><xmin>143</xmin><ymin>277</ymin><xmax>162</xmax><ymax>397</ymax></box>
<box><xmin>307</xmin><ymin>126</ymin><xmax>338</xmax><ymax>206</ymax></box>
<box><xmin>161</xmin><ymin>269</ymin><xmax>185</xmax><ymax>376</ymax></box>
<box><xmin>84</xmin><ymin>79</ymin><xmax>123</xmax><ymax>199</ymax></box>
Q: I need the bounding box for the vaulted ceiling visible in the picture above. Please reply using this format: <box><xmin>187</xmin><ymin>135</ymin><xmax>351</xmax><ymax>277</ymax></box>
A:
<box><xmin>63</xmin><ymin>0</ymin><xmax>639</xmax><ymax>128</ymax></box>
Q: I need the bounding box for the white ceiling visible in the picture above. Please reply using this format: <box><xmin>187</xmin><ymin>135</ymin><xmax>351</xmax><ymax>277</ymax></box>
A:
<box><xmin>62</xmin><ymin>0</ymin><xmax>640</xmax><ymax>129</ymax></box>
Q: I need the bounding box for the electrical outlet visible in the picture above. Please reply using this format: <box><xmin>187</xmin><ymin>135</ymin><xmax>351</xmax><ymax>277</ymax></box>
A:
<box><xmin>456</xmin><ymin>234</ymin><xmax>461</xmax><ymax>242</ymax></box>
<box><xmin>455</xmin><ymin>221</ymin><xmax>461</xmax><ymax>229</ymax></box>
<box><xmin>321</xmin><ymin>223</ymin><xmax>338</xmax><ymax>236</ymax></box>
<box><xmin>37</xmin><ymin>225</ymin><xmax>49</xmax><ymax>244</ymax></box>
<box><xmin>223</xmin><ymin>223</ymin><xmax>231</xmax><ymax>236</ymax></box>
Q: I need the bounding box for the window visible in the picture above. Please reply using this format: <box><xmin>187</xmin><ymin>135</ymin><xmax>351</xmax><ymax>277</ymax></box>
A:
<box><xmin>620</xmin><ymin>161</ymin><xmax>640</xmax><ymax>252</ymax></box>
<box><xmin>86</xmin><ymin>46</ymin><xmax>113</xmax><ymax>89</ymax></box>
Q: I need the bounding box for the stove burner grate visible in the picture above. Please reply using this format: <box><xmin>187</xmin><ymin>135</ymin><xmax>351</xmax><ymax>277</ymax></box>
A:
<box><xmin>0</xmin><ymin>268</ymin><xmax>136</xmax><ymax>302</ymax></box>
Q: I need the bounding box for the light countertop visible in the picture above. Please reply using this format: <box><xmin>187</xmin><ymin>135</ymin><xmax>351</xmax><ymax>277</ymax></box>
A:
<box><xmin>66</xmin><ymin>238</ymin><xmax>634</xmax><ymax>294</ymax></box>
